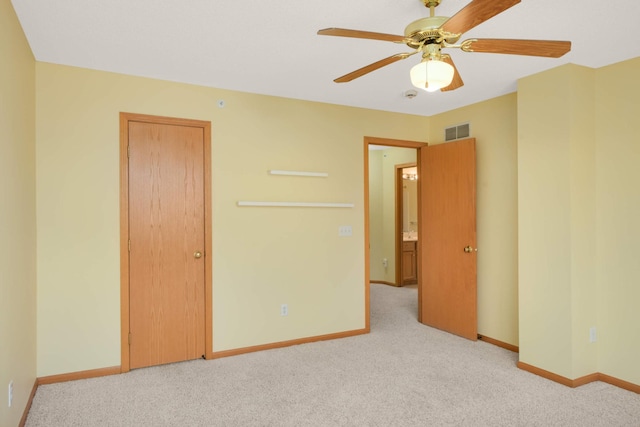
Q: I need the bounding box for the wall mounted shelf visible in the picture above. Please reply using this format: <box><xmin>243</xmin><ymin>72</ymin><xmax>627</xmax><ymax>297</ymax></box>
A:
<box><xmin>237</xmin><ymin>201</ymin><xmax>353</xmax><ymax>208</ymax></box>
<box><xmin>268</xmin><ymin>170</ymin><xmax>329</xmax><ymax>178</ymax></box>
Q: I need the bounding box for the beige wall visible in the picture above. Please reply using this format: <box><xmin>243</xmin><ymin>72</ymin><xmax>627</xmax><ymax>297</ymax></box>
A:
<box><xmin>518</xmin><ymin>64</ymin><xmax>597</xmax><ymax>379</ymax></box>
<box><xmin>368</xmin><ymin>150</ymin><xmax>384</xmax><ymax>280</ymax></box>
<box><xmin>0</xmin><ymin>0</ymin><xmax>37</xmax><ymax>425</ymax></box>
<box><xmin>428</xmin><ymin>94</ymin><xmax>519</xmax><ymax>346</ymax></box>
<box><xmin>595</xmin><ymin>57</ymin><xmax>640</xmax><ymax>385</ymax></box>
<box><xmin>518</xmin><ymin>58</ymin><xmax>640</xmax><ymax>385</ymax></box>
<box><xmin>35</xmin><ymin>62</ymin><xmax>428</xmax><ymax>376</ymax></box>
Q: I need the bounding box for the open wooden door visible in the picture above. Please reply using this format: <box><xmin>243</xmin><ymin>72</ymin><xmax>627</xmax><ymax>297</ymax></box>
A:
<box><xmin>419</xmin><ymin>138</ymin><xmax>477</xmax><ymax>340</ymax></box>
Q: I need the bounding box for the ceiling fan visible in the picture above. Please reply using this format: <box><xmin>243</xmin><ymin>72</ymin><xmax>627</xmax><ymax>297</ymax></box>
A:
<box><xmin>318</xmin><ymin>0</ymin><xmax>571</xmax><ymax>92</ymax></box>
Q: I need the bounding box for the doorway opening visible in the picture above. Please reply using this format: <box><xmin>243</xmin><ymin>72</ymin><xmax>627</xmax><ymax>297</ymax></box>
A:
<box><xmin>365</xmin><ymin>135</ymin><xmax>478</xmax><ymax>340</ymax></box>
<box><xmin>364</xmin><ymin>136</ymin><xmax>427</xmax><ymax>330</ymax></box>
<box><xmin>396</xmin><ymin>163</ymin><xmax>418</xmax><ymax>287</ymax></box>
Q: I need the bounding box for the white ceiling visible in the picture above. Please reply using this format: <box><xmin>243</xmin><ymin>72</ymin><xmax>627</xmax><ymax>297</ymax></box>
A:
<box><xmin>11</xmin><ymin>0</ymin><xmax>640</xmax><ymax>117</ymax></box>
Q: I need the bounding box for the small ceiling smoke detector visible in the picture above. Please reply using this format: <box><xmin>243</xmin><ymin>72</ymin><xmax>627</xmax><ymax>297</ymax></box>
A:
<box><xmin>404</xmin><ymin>89</ymin><xmax>418</xmax><ymax>99</ymax></box>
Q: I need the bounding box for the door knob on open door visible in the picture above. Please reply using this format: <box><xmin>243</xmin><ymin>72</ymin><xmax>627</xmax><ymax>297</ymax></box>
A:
<box><xmin>194</xmin><ymin>251</ymin><xmax>203</xmax><ymax>259</ymax></box>
<box><xmin>463</xmin><ymin>246</ymin><xmax>476</xmax><ymax>253</ymax></box>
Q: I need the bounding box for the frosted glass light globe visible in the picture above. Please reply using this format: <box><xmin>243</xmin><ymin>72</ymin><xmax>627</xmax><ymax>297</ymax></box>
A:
<box><xmin>410</xmin><ymin>60</ymin><xmax>454</xmax><ymax>92</ymax></box>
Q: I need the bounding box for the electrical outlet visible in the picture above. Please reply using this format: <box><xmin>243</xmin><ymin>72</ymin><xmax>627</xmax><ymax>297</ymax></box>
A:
<box><xmin>8</xmin><ymin>381</ymin><xmax>13</xmax><ymax>408</ymax></box>
<box><xmin>589</xmin><ymin>327</ymin><xmax>597</xmax><ymax>343</ymax></box>
<box><xmin>382</xmin><ymin>258</ymin><xmax>388</xmax><ymax>268</ymax></box>
<box><xmin>281</xmin><ymin>304</ymin><xmax>288</xmax><ymax>316</ymax></box>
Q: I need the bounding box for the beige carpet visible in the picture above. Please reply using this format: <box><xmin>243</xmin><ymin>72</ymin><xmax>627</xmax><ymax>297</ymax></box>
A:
<box><xmin>26</xmin><ymin>284</ymin><xmax>640</xmax><ymax>426</ymax></box>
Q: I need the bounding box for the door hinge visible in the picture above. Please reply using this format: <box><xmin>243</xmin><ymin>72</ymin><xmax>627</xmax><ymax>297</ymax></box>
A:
<box><xmin>127</xmin><ymin>145</ymin><xmax>130</xmax><ymax>158</ymax></box>
<box><xmin>128</xmin><ymin>332</ymin><xmax>132</xmax><ymax>345</ymax></box>
<box><xmin>128</xmin><ymin>239</ymin><xmax>131</xmax><ymax>252</ymax></box>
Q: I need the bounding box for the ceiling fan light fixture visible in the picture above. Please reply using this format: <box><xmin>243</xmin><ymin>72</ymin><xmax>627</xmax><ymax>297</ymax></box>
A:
<box><xmin>410</xmin><ymin>59</ymin><xmax>454</xmax><ymax>92</ymax></box>
<box><xmin>319</xmin><ymin>0</ymin><xmax>571</xmax><ymax>92</ymax></box>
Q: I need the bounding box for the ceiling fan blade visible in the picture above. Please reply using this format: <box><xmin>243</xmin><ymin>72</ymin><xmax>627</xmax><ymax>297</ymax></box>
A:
<box><xmin>463</xmin><ymin>38</ymin><xmax>571</xmax><ymax>57</ymax></box>
<box><xmin>318</xmin><ymin>28</ymin><xmax>406</xmax><ymax>43</ymax></box>
<box><xmin>440</xmin><ymin>56</ymin><xmax>464</xmax><ymax>92</ymax></box>
<box><xmin>440</xmin><ymin>0</ymin><xmax>520</xmax><ymax>35</ymax></box>
<box><xmin>334</xmin><ymin>52</ymin><xmax>417</xmax><ymax>83</ymax></box>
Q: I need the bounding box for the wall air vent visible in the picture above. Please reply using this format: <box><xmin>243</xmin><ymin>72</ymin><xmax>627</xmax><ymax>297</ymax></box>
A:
<box><xmin>444</xmin><ymin>123</ymin><xmax>470</xmax><ymax>142</ymax></box>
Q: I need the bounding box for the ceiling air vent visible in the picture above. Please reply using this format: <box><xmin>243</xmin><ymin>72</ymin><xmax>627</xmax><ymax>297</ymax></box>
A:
<box><xmin>444</xmin><ymin>123</ymin><xmax>470</xmax><ymax>142</ymax></box>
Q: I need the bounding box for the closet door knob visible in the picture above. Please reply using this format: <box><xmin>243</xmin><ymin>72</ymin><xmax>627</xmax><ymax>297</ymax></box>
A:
<box><xmin>194</xmin><ymin>251</ymin><xmax>203</xmax><ymax>259</ymax></box>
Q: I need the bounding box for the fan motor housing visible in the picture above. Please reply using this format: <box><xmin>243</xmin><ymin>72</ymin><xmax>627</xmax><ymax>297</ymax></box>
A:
<box><xmin>404</xmin><ymin>16</ymin><xmax>460</xmax><ymax>48</ymax></box>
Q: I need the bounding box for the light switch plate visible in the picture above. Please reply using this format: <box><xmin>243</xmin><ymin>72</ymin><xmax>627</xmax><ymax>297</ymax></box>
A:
<box><xmin>338</xmin><ymin>226</ymin><xmax>352</xmax><ymax>236</ymax></box>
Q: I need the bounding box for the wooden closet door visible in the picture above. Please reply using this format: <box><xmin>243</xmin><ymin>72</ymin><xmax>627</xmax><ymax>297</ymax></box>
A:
<box><xmin>128</xmin><ymin>121</ymin><xmax>206</xmax><ymax>369</ymax></box>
